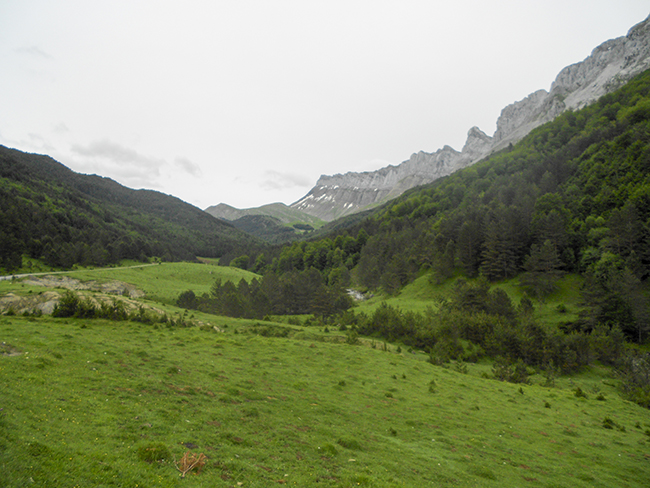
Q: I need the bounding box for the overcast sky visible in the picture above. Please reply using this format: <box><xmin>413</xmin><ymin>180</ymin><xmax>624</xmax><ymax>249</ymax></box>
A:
<box><xmin>1</xmin><ymin>1</ymin><xmax>649</xmax><ymax>210</ymax></box>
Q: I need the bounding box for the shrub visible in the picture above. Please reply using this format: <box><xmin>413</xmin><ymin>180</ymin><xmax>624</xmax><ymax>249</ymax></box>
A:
<box><xmin>492</xmin><ymin>357</ymin><xmax>530</xmax><ymax>384</ymax></box>
<box><xmin>346</xmin><ymin>330</ymin><xmax>360</xmax><ymax>345</ymax></box>
<box><xmin>137</xmin><ymin>442</ymin><xmax>171</xmax><ymax>463</ymax></box>
<box><xmin>574</xmin><ymin>387</ymin><xmax>588</xmax><ymax>398</ymax></box>
<box><xmin>337</xmin><ymin>437</ymin><xmax>362</xmax><ymax>450</ymax></box>
<box><xmin>320</xmin><ymin>443</ymin><xmax>338</xmax><ymax>456</ymax></box>
<box><xmin>52</xmin><ymin>291</ymin><xmax>81</xmax><ymax>318</ymax></box>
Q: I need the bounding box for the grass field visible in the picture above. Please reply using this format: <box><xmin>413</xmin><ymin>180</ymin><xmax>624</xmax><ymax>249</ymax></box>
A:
<box><xmin>0</xmin><ymin>262</ymin><xmax>259</xmax><ymax>307</ymax></box>
<box><xmin>1</xmin><ymin>264</ymin><xmax>650</xmax><ymax>486</ymax></box>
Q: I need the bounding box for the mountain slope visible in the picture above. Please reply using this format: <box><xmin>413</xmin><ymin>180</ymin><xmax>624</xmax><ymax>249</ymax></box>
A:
<box><xmin>204</xmin><ymin>202</ymin><xmax>325</xmax><ymax>244</ymax></box>
<box><xmin>262</xmin><ymin>68</ymin><xmax>650</xmax><ymax>341</ymax></box>
<box><xmin>0</xmin><ymin>146</ymin><xmax>262</xmax><ymax>271</ymax></box>
<box><xmin>291</xmin><ymin>14</ymin><xmax>650</xmax><ymax>221</ymax></box>
<box><xmin>228</xmin><ymin>214</ymin><xmax>301</xmax><ymax>244</ymax></box>
<box><xmin>205</xmin><ymin>202</ymin><xmax>324</xmax><ymax>227</ymax></box>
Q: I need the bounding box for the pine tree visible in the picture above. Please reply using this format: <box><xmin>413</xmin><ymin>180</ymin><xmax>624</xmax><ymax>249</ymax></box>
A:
<box><xmin>520</xmin><ymin>239</ymin><xmax>564</xmax><ymax>299</ymax></box>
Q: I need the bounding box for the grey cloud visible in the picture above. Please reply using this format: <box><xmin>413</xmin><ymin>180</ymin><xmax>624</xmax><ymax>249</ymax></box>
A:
<box><xmin>260</xmin><ymin>170</ymin><xmax>312</xmax><ymax>191</ymax></box>
<box><xmin>20</xmin><ymin>132</ymin><xmax>55</xmax><ymax>152</ymax></box>
<box><xmin>16</xmin><ymin>45</ymin><xmax>52</xmax><ymax>59</ymax></box>
<box><xmin>71</xmin><ymin>139</ymin><xmax>164</xmax><ymax>174</ymax></box>
<box><xmin>70</xmin><ymin>139</ymin><xmax>166</xmax><ymax>188</ymax></box>
<box><xmin>174</xmin><ymin>157</ymin><xmax>202</xmax><ymax>177</ymax></box>
<box><xmin>52</xmin><ymin>122</ymin><xmax>69</xmax><ymax>134</ymax></box>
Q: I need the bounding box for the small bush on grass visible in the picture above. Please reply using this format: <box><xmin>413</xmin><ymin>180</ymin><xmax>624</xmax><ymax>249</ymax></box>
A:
<box><xmin>320</xmin><ymin>444</ymin><xmax>338</xmax><ymax>457</ymax></box>
<box><xmin>492</xmin><ymin>357</ymin><xmax>530</xmax><ymax>384</ymax></box>
<box><xmin>602</xmin><ymin>417</ymin><xmax>626</xmax><ymax>431</ymax></box>
<box><xmin>346</xmin><ymin>330</ymin><xmax>360</xmax><ymax>345</ymax></box>
<box><xmin>337</xmin><ymin>437</ymin><xmax>362</xmax><ymax>450</ymax></box>
<box><xmin>174</xmin><ymin>451</ymin><xmax>207</xmax><ymax>478</ymax></box>
<box><xmin>454</xmin><ymin>361</ymin><xmax>469</xmax><ymax>374</ymax></box>
<box><xmin>574</xmin><ymin>387</ymin><xmax>588</xmax><ymax>399</ymax></box>
<box><xmin>137</xmin><ymin>442</ymin><xmax>171</xmax><ymax>464</ymax></box>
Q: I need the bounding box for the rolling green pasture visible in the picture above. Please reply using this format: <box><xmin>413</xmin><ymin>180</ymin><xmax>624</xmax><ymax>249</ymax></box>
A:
<box><xmin>1</xmin><ymin>314</ymin><xmax>649</xmax><ymax>487</ymax></box>
<box><xmin>68</xmin><ymin>262</ymin><xmax>259</xmax><ymax>305</ymax></box>
<box><xmin>1</xmin><ymin>265</ymin><xmax>649</xmax><ymax>486</ymax></box>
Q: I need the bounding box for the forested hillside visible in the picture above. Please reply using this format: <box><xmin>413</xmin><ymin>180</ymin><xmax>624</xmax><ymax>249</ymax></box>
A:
<box><xmin>226</xmin><ymin>69</ymin><xmax>650</xmax><ymax>344</ymax></box>
<box><xmin>0</xmin><ymin>147</ymin><xmax>263</xmax><ymax>271</ymax></box>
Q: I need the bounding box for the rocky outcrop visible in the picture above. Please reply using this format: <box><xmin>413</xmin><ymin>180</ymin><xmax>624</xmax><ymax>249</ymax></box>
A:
<box><xmin>291</xmin><ymin>15</ymin><xmax>650</xmax><ymax>221</ymax></box>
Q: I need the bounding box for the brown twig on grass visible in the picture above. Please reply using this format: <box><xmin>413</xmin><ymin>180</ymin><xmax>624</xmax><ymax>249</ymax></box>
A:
<box><xmin>173</xmin><ymin>451</ymin><xmax>207</xmax><ymax>477</ymax></box>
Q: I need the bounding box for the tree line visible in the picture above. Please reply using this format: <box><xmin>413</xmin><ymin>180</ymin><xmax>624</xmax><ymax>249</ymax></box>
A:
<box><xmin>177</xmin><ymin>268</ymin><xmax>352</xmax><ymax>319</ymax></box>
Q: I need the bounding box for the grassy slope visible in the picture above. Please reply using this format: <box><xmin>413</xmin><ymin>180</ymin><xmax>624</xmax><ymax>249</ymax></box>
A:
<box><xmin>354</xmin><ymin>272</ymin><xmax>584</xmax><ymax>328</ymax></box>
<box><xmin>1</xmin><ymin>265</ymin><xmax>649</xmax><ymax>487</ymax></box>
<box><xmin>1</xmin><ymin>315</ymin><xmax>649</xmax><ymax>487</ymax></box>
<box><xmin>65</xmin><ymin>262</ymin><xmax>260</xmax><ymax>305</ymax></box>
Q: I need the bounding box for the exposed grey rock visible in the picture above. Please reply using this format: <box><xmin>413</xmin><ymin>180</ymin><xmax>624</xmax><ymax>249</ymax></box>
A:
<box><xmin>290</xmin><ymin>14</ymin><xmax>650</xmax><ymax>221</ymax></box>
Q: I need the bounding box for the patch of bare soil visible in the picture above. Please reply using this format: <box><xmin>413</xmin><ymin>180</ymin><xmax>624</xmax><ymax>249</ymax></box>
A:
<box><xmin>1</xmin><ymin>342</ymin><xmax>22</xmax><ymax>357</ymax></box>
<box><xmin>21</xmin><ymin>276</ymin><xmax>145</xmax><ymax>298</ymax></box>
<box><xmin>0</xmin><ymin>276</ymin><xmax>154</xmax><ymax>316</ymax></box>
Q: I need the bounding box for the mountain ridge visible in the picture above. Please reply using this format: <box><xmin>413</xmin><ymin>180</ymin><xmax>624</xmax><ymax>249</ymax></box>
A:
<box><xmin>0</xmin><ymin>145</ymin><xmax>261</xmax><ymax>270</ymax></box>
<box><xmin>288</xmin><ymin>14</ymin><xmax>650</xmax><ymax>221</ymax></box>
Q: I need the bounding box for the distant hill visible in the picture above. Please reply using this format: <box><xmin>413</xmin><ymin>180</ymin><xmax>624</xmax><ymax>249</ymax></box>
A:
<box><xmin>205</xmin><ymin>202</ymin><xmax>324</xmax><ymax>227</ymax></box>
<box><xmin>229</xmin><ymin>214</ymin><xmax>301</xmax><ymax>244</ymax></box>
<box><xmin>0</xmin><ymin>146</ymin><xmax>262</xmax><ymax>271</ymax></box>
<box><xmin>204</xmin><ymin>202</ymin><xmax>324</xmax><ymax>243</ymax></box>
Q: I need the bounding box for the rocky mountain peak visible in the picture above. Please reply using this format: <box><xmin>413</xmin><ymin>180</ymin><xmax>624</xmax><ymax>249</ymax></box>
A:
<box><xmin>286</xmin><ymin>15</ymin><xmax>650</xmax><ymax>222</ymax></box>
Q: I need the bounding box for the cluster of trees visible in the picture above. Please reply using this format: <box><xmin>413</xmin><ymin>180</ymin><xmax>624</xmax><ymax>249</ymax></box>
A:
<box><xmin>177</xmin><ymin>269</ymin><xmax>353</xmax><ymax>319</ymax></box>
<box><xmin>51</xmin><ymin>290</ymin><xmax>196</xmax><ymax>327</ymax></box>
<box><xmin>346</xmin><ymin>279</ymin><xmax>622</xmax><ymax>370</ymax></box>
<box><xmin>228</xmin><ymin>229</ymin><xmax>368</xmax><ymax>287</ymax></box>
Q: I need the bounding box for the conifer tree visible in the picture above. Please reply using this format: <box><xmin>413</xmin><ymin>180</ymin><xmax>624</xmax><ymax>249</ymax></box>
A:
<box><xmin>520</xmin><ymin>239</ymin><xmax>564</xmax><ymax>299</ymax></box>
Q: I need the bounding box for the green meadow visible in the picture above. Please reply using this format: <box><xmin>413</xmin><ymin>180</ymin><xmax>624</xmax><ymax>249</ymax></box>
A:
<box><xmin>0</xmin><ymin>261</ymin><xmax>259</xmax><ymax>307</ymax></box>
<box><xmin>1</xmin><ymin>264</ymin><xmax>650</xmax><ymax>487</ymax></box>
<box><xmin>355</xmin><ymin>272</ymin><xmax>584</xmax><ymax>330</ymax></box>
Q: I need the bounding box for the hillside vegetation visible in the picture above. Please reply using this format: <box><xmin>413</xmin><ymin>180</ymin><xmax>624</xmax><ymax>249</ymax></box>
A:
<box><xmin>0</xmin><ymin>147</ymin><xmax>263</xmax><ymax>271</ymax></box>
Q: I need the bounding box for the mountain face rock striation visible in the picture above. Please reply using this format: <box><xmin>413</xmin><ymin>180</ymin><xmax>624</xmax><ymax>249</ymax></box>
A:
<box><xmin>291</xmin><ymin>15</ymin><xmax>650</xmax><ymax>221</ymax></box>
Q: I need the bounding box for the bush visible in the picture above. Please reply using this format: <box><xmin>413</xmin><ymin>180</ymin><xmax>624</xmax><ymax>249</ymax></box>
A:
<box><xmin>137</xmin><ymin>442</ymin><xmax>171</xmax><ymax>463</ymax></box>
<box><xmin>616</xmin><ymin>350</ymin><xmax>650</xmax><ymax>408</ymax></box>
<box><xmin>492</xmin><ymin>357</ymin><xmax>530</xmax><ymax>384</ymax></box>
<box><xmin>337</xmin><ymin>437</ymin><xmax>362</xmax><ymax>450</ymax></box>
<box><xmin>574</xmin><ymin>387</ymin><xmax>587</xmax><ymax>398</ymax></box>
<box><xmin>52</xmin><ymin>291</ymin><xmax>81</xmax><ymax>318</ymax></box>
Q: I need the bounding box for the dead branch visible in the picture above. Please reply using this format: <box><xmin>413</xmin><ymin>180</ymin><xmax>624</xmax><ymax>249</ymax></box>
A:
<box><xmin>174</xmin><ymin>451</ymin><xmax>207</xmax><ymax>477</ymax></box>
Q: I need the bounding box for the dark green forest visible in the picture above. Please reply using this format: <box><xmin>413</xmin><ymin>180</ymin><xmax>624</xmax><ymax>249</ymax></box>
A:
<box><xmin>0</xmin><ymin>146</ymin><xmax>263</xmax><ymax>270</ymax></box>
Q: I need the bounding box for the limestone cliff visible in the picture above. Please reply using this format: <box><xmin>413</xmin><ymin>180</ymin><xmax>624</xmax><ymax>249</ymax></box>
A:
<box><xmin>291</xmin><ymin>15</ymin><xmax>650</xmax><ymax>221</ymax></box>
